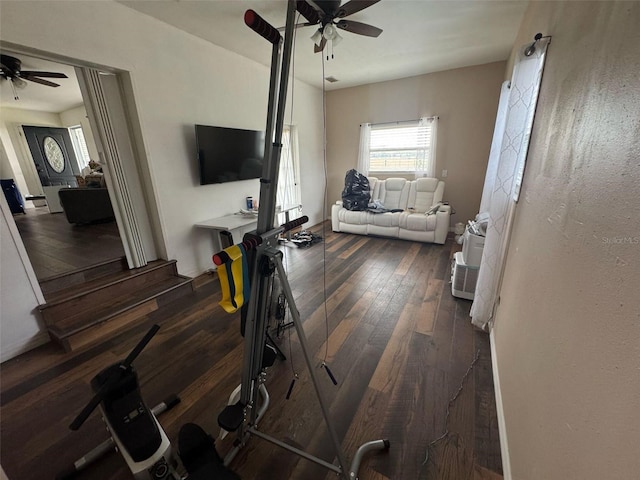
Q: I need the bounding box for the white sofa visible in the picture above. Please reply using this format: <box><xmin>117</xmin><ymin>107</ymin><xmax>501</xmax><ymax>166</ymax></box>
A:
<box><xmin>331</xmin><ymin>177</ymin><xmax>451</xmax><ymax>244</ymax></box>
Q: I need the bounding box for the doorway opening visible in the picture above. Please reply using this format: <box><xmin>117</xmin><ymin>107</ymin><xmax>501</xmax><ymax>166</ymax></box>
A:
<box><xmin>0</xmin><ymin>52</ymin><xmax>125</xmax><ymax>280</ymax></box>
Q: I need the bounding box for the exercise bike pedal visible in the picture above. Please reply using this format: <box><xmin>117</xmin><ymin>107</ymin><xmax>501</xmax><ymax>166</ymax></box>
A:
<box><xmin>217</xmin><ymin>401</ymin><xmax>245</xmax><ymax>432</ymax></box>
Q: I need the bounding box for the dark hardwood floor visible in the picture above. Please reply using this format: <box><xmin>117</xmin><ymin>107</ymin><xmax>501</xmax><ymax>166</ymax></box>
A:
<box><xmin>12</xmin><ymin>206</ymin><xmax>125</xmax><ymax>280</ymax></box>
<box><xmin>0</xmin><ymin>224</ymin><xmax>502</xmax><ymax>480</ymax></box>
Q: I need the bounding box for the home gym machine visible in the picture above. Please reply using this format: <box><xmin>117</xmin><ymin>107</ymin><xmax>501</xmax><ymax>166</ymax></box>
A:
<box><xmin>211</xmin><ymin>2</ymin><xmax>389</xmax><ymax>478</ymax></box>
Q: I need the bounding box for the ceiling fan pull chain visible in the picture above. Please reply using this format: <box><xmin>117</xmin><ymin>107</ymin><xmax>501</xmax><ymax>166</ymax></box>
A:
<box><xmin>10</xmin><ymin>80</ymin><xmax>19</xmax><ymax>101</ymax></box>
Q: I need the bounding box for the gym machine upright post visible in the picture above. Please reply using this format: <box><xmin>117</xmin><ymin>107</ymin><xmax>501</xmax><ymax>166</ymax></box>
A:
<box><xmin>212</xmin><ymin>2</ymin><xmax>389</xmax><ymax>478</ymax></box>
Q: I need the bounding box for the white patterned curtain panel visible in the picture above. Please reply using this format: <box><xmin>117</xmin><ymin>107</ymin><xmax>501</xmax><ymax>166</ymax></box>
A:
<box><xmin>471</xmin><ymin>39</ymin><xmax>550</xmax><ymax>330</ymax></box>
<box><xmin>479</xmin><ymin>81</ymin><xmax>511</xmax><ymax>214</ymax></box>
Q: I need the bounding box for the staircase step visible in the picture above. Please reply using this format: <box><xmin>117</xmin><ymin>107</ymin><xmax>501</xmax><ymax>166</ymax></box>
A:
<box><xmin>39</xmin><ymin>260</ymin><xmax>194</xmax><ymax>352</ymax></box>
<box><xmin>39</xmin><ymin>257</ymin><xmax>128</xmax><ymax>298</ymax></box>
<box><xmin>40</xmin><ymin>260</ymin><xmax>179</xmax><ymax>323</ymax></box>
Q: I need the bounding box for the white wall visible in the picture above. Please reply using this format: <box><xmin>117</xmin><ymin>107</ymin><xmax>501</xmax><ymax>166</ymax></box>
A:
<box><xmin>0</xmin><ymin>0</ymin><xmax>325</xmax><ymax>278</ymax></box>
<box><xmin>0</xmin><ymin>107</ymin><xmax>63</xmax><ymax>197</ymax></box>
<box><xmin>0</xmin><ymin>132</ymin><xmax>20</xmax><ymax>188</ymax></box>
<box><xmin>0</xmin><ymin>194</ymin><xmax>47</xmax><ymax>363</ymax></box>
<box><xmin>492</xmin><ymin>2</ymin><xmax>640</xmax><ymax>479</ymax></box>
<box><xmin>0</xmin><ymin>0</ymin><xmax>324</xmax><ymax>360</ymax></box>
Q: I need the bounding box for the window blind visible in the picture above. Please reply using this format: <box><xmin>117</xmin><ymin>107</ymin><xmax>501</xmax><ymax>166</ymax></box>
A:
<box><xmin>69</xmin><ymin>126</ymin><xmax>91</xmax><ymax>169</ymax></box>
<box><xmin>368</xmin><ymin>121</ymin><xmax>433</xmax><ymax>172</ymax></box>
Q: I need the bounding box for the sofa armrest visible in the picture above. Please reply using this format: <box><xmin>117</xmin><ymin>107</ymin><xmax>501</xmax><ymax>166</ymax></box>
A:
<box><xmin>434</xmin><ymin>204</ymin><xmax>451</xmax><ymax>244</ymax></box>
<box><xmin>331</xmin><ymin>202</ymin><xmax>343</xmax><ymax>232</ymax></box>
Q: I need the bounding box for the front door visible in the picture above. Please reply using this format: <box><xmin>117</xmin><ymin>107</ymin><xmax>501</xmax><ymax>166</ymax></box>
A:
<box><xmin>23</xmin><ymin>126</ymin><xmax>80</xmax><ymax>187</ymax></box>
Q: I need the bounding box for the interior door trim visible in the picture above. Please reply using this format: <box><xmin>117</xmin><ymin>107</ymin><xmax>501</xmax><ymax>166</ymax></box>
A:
<box><xmin>77</xmin><ymin>68</ymin><xmax>148</xmax><ymax>268</ymax></box>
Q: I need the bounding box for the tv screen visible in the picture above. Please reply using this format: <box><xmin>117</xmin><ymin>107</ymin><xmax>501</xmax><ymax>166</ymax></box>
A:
<box><xmin>196</xmin><ymin>125</ymin><xmax>265</xmax><ymax>184</ymax></box>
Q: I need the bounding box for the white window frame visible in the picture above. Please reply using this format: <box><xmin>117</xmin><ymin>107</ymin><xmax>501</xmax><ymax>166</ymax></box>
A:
<box><xmin>68</xmin><ymin>125</ymin><xmax>91</xmax><ymax>171</ymax></box>
<box><xmin>364</xmin><ymin>116</ymin><xmax>437</xmax><ymax>177</ymax></box>
<box><xmin>276</xmin><ymin>125</ymin><xmax>302</xmax><ymax>224</ymax></box>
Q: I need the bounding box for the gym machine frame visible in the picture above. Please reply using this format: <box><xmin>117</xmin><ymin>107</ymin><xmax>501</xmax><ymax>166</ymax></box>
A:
<box><xmin>214</xmin><ymin>2</ymin><xmax>389</xmax><ymax>478</ymax></box>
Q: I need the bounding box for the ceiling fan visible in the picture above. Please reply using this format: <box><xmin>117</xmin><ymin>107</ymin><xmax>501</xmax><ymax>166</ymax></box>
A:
<box><xmin>295</xmin><ymin>0</ymin><xmax>383</xmax><ymax>53</ymax></box>
<box><xmin>1</xmin><ymin>54</ymin><xmax>69</xmax><ymax>99</ymax></box>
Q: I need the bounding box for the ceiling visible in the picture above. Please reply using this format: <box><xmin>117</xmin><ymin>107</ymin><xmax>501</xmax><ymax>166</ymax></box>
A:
<box><xmin>0</xmin><ymin>54</ymin><xmax>83</xmax><ymax>113</ymax></box>
<box><xmin>0</xmin><ymin>1</ymin><xmax>529</xmax><ymax>113</ymax></box>
<box><xmin>119</xmin><ymin>0</ymin><xmax>529</xmax><ymax>90</ymax></box>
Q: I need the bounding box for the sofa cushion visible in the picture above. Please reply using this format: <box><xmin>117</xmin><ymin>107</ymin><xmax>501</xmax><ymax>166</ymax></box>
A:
<box><xmin>337</xmin><ymin>208</ymin><xmax>369</xmax><ymax>225</ymax></box>
<box><xmin>408</xmin><ymin>177</ymin><xmax>442</xmax><ymax>212</ymax></box>
<box><xmin>374</xmin><ymin>178</ymin><xmax>409</xmax><ymax>210</ymax></box>
<box><xmin>400</xmin><ymin>212</ymin><xmax>437</xmax><ymax>231</ymax></box>
<box><xmin>368</xmin><ymin>177</ymin><xmax>379</xmax><ymax>197</ymax></box>
<box><xmin>369</xmin><ymin>211</ymin><xmax>402</xmax><ymax>228</ymax></box>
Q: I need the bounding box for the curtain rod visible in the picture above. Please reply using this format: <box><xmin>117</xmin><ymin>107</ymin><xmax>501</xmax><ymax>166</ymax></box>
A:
<box><xmin>361</xmin><ymin>116</ymin><xmax>439</xmax><ymax>127</ymax></box>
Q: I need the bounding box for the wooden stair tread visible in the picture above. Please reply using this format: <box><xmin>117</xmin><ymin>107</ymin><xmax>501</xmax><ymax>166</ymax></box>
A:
<box><xmin>39</xmin><ymin>256</ymin><xmax>126</xmax><ymax>284</ymax></box>
<box><xmin>42</xmin><ymin>259</ymin><xmax>177</xmax><ymax>306</ymax></box>
<box><xmin>48</xmin><ymin>275</ymin><xmax>192</xmax><ymax>338</ymax></box>
<box><xmin>39</xmin><ymin>257</ymin><xmax>127</xmax><ymax>298</ymax></box>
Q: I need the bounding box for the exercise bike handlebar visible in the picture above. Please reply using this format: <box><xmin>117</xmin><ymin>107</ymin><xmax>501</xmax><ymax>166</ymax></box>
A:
<box><xmin>69</xmin><ymin>324</ymin><xmax>161</xmax><ymax>431</ymax></box>
<box><xmin>212</xmin><ymin>215</ymin><xmax>308</xmax><ymax>266</ymax></box>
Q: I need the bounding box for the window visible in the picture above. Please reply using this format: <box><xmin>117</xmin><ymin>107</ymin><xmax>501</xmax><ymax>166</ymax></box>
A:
<box><xmin>276</xmin><ymin>125</ymin><xmax>301</xmax><ymax>224</ymax></box>
<box><xmin>360</xmin><ymin>117</ymin><xmax>438</xmax><ymax>177</ymax></box>
<box><xmin>68</xmin><ymin>125</ymin><xmax>91</xmax><ymax>170</ymax></box>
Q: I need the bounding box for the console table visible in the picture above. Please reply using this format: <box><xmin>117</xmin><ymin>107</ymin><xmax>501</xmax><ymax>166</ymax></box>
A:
<box><xmin>196</xmin><ymin>205</ymin><xmax>302</xmax><ymax>256</ymax></box>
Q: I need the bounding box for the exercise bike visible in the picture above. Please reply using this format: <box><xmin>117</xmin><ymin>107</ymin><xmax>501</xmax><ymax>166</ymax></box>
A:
<box><xmin>60</xmin><ymin>324</ymin><xmax>238</xmax><ymax>480</ymax></box>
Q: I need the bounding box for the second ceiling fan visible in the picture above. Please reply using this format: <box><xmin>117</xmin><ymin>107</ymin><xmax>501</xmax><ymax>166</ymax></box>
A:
<box><xmin>295</xmin><ymin>0</ymin><xmax>383</xmax><ymax>53</ymax></box>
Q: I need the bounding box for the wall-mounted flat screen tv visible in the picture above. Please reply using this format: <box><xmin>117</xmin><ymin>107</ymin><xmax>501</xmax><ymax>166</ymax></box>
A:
<box><xmin>196</xmin><ymin>125</ymin><xmax>265</xmax><ymax>185</ymax></box>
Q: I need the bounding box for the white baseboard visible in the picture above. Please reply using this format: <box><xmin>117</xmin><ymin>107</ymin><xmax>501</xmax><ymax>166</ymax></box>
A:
<box><xmin>0</xmin><ymin>332</ymin><xmax>50</xmax><ymax>364</ymax></box>
<box><xmin>490</xmin><ymin>329</ymin><xmax>512</xmax><ymax>480</ymax></box>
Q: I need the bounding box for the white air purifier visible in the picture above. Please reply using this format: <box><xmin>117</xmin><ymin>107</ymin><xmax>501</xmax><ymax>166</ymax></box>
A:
<box><xmin>451</xmin><ymin>251</ymin><xmax>479</xmax><ymax>300</ymax></box>
<box><xmin>461</xmin><ymin>227</ymin><xmax>485</xmax><ymax>267</ymax></box>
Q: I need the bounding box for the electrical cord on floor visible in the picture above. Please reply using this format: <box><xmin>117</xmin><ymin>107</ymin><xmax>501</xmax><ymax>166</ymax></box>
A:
<box><xmin>421</xmin><ymin>349</ymin><xmax>481</xmax><ymax>467</ymax></box>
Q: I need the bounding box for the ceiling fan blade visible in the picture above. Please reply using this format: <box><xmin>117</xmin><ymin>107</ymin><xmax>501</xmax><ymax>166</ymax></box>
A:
<box><xmin>309</xmin><ymin>0</ymin><xmax>341</xmax><ymax>16</ymax></box>
<box><xmin>296</xmin><ymin>0</ymin><xmax>320</xmax><ymax>25</ymax></box>
<box><xmin>20</xmin><ymin>71</ymin><xmax>68</xmax><ymax>79</ymax></box>
<box><xmin>314</xmin><ymin>36</ymin><xmax>327</xmax><ymax>53</ymax></box>
<box><xmin>23</xmin><ymin>76</ymin><xmax>61</xmax><ymax>87</ymax></box>
<box><xmin>337</xmin><ymin>0</ymin><xmax>381</xmax><ymax>18</ymax></box>
<box><xmin>336</xmin><ymin>20</ymin><xmax>382</xmax><ymax>37</ymax></box>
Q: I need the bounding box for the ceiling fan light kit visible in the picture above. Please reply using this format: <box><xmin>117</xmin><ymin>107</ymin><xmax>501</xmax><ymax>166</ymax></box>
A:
<box><xmin>311</xmin><ymin>28</ymin><xmax>323</xmax><ymax>44</ymax></box>
<box><xmin>295</xmin><ymin>0</ymin><xmax>383</xmax><ymax>53</ymax></box>
<box><xmin>12</xmin><ymin>77</ymin><xmax>27</xmax><ymax>89</ymax></box>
